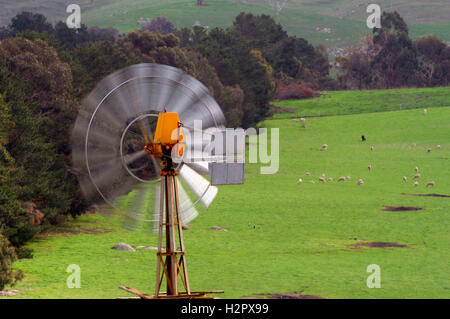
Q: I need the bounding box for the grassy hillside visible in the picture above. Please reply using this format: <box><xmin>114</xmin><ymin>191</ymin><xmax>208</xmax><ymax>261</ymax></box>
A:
<box><xmin>1</xmin><ymin>1</ymin><xmax>449</xmax><ymax>48</ymax></box>
<box><xmin>5</xmin><ymin>89</ymin><xmax>449</xmax><ymax>299</ymax></box>
<box><xmin>273</xmin><ymin>87</ymin><xmax>450</xmax><ymax>119</ymax></box>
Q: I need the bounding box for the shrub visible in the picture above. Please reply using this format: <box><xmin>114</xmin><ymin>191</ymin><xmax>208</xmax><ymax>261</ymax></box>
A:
<box><xmin>274</xmin><ymin>82</ymin><xmax>316</xmax><ymax>100</ymax></box>
<box><xmin>0</xmin><ymin>233</ymin><xmax>24</xmax><ymax>291</ymax></box>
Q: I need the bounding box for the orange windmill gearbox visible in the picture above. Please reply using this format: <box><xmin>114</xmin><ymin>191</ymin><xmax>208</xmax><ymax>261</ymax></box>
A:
<box><xmin>146</xmin><ymin>111</ymin><xmax>184</xmax><ymax>158</ymax></box>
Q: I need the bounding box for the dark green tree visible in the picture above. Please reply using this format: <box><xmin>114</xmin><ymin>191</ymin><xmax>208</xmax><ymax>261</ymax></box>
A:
<box><xmin>372</xmin><ymin>11</ymin><xmax>419</xmax><ymax>88</ymax></box>
<box><xmin>9</xmin><ymin>12</ymin><xmax>53</xmax><ymax>34</ymax></box>
<box><xmin>0</xmin><ymin>233</ymin><xmax>24</xmax><ymax>290</ymax></box>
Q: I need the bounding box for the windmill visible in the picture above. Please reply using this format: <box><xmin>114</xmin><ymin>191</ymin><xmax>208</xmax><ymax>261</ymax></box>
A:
<box><xmin>71</xmin><ymin>63</ymin><xmax>245</xmax><ymax>298</ymax></box>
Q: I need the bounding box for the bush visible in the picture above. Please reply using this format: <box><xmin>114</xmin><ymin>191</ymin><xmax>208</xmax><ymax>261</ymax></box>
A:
<box><xmin>0</xmin><ymin>234</ymin><xmax>24</xmax><ymax>291</ymax></box>
<box><xmin>274</xmin><ymin>82</ymin><xmax>317</xmax><ymax>100</ymax></box>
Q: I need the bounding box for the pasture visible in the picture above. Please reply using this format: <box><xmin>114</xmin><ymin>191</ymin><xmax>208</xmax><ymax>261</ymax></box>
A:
<box><xmin>6</xmin><ymin>89</ymin><xmax>449</xmax><ymax>299</ymax></box>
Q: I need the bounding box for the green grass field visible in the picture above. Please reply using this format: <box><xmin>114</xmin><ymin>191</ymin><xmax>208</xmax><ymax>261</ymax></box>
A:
<box><xmin>5</xmin><ymin>88</ymin><xmax>449</xmax><ymax>299</ymax></box>
<box><xmin>81</xmin><ymin>0</ymin><xmax>450</xmax><ymax>47</ymax></box>
<box><xmin>2</xmin><ymin>1</ymin><xmax>448</xmax><ymax>47</ymax></box>
<box><xmin>273</xmin><ymin>87</ymin><xmax>450</xmax><ymax>119</ymax></box>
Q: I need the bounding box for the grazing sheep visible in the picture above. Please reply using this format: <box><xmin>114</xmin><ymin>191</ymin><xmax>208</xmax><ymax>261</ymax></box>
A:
<box><xmin>320</xmin><ymin>144</ymin><xmax>328</xmax><ymax>151</ymax></box>
<box><xmin>427</xmin><ymin>148</ymin><xmax>432</xmax><ymax>153</ymax></box>
<box><xmin>357</xmin><ymin>179</ymin><xmax>364</xmax><ymax>185</ymax></box>
<box><xmin>347</xmin><ymin>176</ymin><xmax>351</xmax><ymax>180</ymax></box>
<box><xmin>437</xmin><ymin>145</ymin><xmax>441</xmax><ymax>149</ymax></box>
<box><xmin>338</xmin><ymin>176</ymin><xmax>346</xmax><ymax>182</ymax></box>
<box><xmin>370</xmin><ymin>145</ymin><xmax>374</xmax><ymax>151</ymax></box>
<box><xmin>327</xmin><ymin>177</ymin><xmax>333</xmax><ymax>182</ymax></box>
<box><xmin>368</xmin><ymin>165</ymin><xmax>372</xmax><ymax>171</ymax></box>
<box><xmin>305</xmin><ymin>172</ymin><xmax>310</xmax><ymax>176</ymax></box>
<box><xmin>424</xmin><ymin>109</ymin><xmax>427</xmax><ymax>115</ymax></box>
<box><xmin>318</xmin><ymin>177</ymin><xmax>326</xmax><ymax>183</ymax></box>
<box><xmin>322</xmin><ymin>173</ymin><xmax>326</xmax><ymax>177</ymax></box>
<box><xmin>413</xmin><ymin>181</ymin><xmax>419</xmax><ymax>187</ymax></box>
<box><xmin>415</xmin><ymin>167</ymin><xmax>419</xmax><ymax>173</ymax></box>
<box><xmin>297</xmin><ymin>178</ymin><xmax>303</xmax><ymax>185</ymax></box>
<box><xmin>414</xmin><ymin>174</ymin><xmax>421</xmax><ymax>179</ymax></box>
<box><xmin>403</xmin><ymin>176</ymin><xmax>407</xmax><ymax>182</ymax></box>
<box><xmin>300</xmin><ymin>118</ymin><xmax>306</xmax><ymax>128</ymax></box>
<box><xmin>426</xmin><ymin>181</ymin><xmax>435</xmax><ymax>187</ymax></box>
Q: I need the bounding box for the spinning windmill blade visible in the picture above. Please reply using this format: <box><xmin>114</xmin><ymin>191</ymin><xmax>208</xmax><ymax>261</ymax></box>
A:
<box><xmin>71</xmin><ymin>63</ymin><xmax>227</xmax><ymax>232</ymax></box>
<box><xmin>72</xmin><ymin>63</ymin><xmax>246</xmax><ymax>298</ymax></box>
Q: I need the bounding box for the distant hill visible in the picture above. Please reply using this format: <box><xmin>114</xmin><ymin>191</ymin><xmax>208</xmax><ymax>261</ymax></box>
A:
<box><xmin>1</xmin><ymin>0</ymin><xmax>449</xmax><ymax>49</ymax></box>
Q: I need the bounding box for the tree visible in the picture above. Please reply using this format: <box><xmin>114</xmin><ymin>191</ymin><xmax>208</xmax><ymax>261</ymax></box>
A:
<box><xmin>233</xmin><ymin>13</ymin><xmax>287</xmax><ymax>48</ymax></box>
<box><xmin>140</xmin><ymin>17</ymin><xmax>175</xmax><ymax>35</ymax></box>
<box><xmin>116</xmin><ymin>30</ymin><xmax>245</xmax><ymax>126</ymax></box>
<box><xmin>371</xmin><ymin>11</ymin><xmax>418</xmax><ymax>88</ymax></box>
<box><xmin>232</xmin><ymin>13</ymin><xmax>330</xmax><ymax>87</ymax></box>
<box><xmin>336</xmin><ymin>34</ymin><xmax>380</xmax><ymax>89</ymax></box>
<box><xmin>9</xmin><ymin>12</ymin><xmax>53</xmax><ymax>34</ymax></box>
<box><xmin>0</xmin><ymin>39</ymin><xmax>78</xmax><ymax>224</ymax></box>
<box><xmin>0</xmin><ymin>234</ymin><xmax>24</xmax><ymax>291</ymax></box>
<box><xmin>70</xmin><ymin>40</ymin><xmax>136</xmax><ymax>99</ymax></box>
<box><xmin>194</xmin><ymin>28</ymin><xmax>275</xmax><ymax>126</ymax></box>
<box><xmin>416</xmin><ymin>36</ymin><xmax>450</xmax><ymax>86</ymax></box>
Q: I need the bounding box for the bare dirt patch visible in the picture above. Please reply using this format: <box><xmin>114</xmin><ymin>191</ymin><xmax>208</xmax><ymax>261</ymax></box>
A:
<box><xmin>402</xmin><ymin>193</ymin><xmax>450</xmax><ymax>198</ymax></box>
<box><xmin>352</xmin><ymin>242</ymin><xmax>408</xmax><ymax>248</ymax></box>
<box><xmin>249</xmin><ymin>292</ymin><xmax>324</xmax><ymax>299</ymax></box>
<box><xmin>381</xmin><ymin>206</ymin><xmax>423</xmax><ymax>212</ymax></box>
<box><xmin>269</xmin><ymin>104</ymin><xmax>296</xmax><ymax>115</ymax></box>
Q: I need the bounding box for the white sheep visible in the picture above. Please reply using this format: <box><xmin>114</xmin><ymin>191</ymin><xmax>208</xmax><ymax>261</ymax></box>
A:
<box><xmin>347</xmin><ymin>176</ymin><xmax>351</xmax><ymax>180</ymax></box>
<box><xmin>426</xmin><ymin>181</ymin><xmax>435</xmax><ymax>187</ymax></box>
<box><xmin>318</xmin><ymin>177</ymin><xmax>326</xmax><ymax>183</ymax></box>
<box><xmin>357</xmin><ymin>179</ymin><xmax>364</xmax><ymax>185</ymax></box>
<box><xmin>414</xmin><ymin>174</ymin><xmax>421</xmax><ymax>179</ymax></box>
<box><xmin>415</xmin><ymin>167</ymin><xmax>419</xmax><ymax>173</ymax></box>
<box><xmin>300</xmin><ymin>118</ymin><xmax>306</xmax><ymax>128</ymax></box>
<box><xmin>338</xmin><ymin>176</ymin><xmax>346</xmax><ymax>182</ymax></box>
<box><xmin>327</xmin><ymin>177</ymin><xmax>333</xmax><ymax>182</ymax></box>
<box><xmin>436</xmin><ymin>145</ymin><xmax>441</xmax><ymax>149</ymax></box>
<box><xmin>370</xmin><ymin>146</ymin><xmax>374</xmax><ymax>151</ymax></box>
<box><xmin>402</xmin><ymin>176</ymin><xmax>407</xmax><ymax>182</ymax></box>
<box><xmin>297</xmin><ymin>178</ymin><xmax>303</xmax><ymax>185</ymax></box>
<box><xmin>424</xmin><ymin>109</ymin><xmax>427</xmax><ymax>115</ymax></box>
<box><xmin>320</xmin><ymin>144</ymin><xmax>328</xmax><ymax>151</ymax></box>
<box><xmin>413</xmin><ymin>181</ymin><xmax>419</xmax><ymax>187</ymax></box>
<box><xmin>322</xmin><ymin>173</ymin><xmax>326</xmax><ymax>177</ymax></box>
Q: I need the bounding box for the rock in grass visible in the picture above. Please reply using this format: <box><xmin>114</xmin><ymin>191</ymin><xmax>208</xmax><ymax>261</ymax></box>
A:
<box><xmin>112</xmin><ymin>243</ymin><xmax>136</xmax><ymax>252</ymax></box>
<box><xmin>210</xmin><ymin>226</ymin><xmax>228</xmax><ymax>232</ymax></box>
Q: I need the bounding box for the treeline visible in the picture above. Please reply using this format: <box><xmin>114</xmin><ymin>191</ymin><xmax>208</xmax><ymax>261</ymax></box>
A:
<box><xmin>336</xmin><ymin>11</ymin><xmax>450</xmax><ymax>89</ymax></box>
